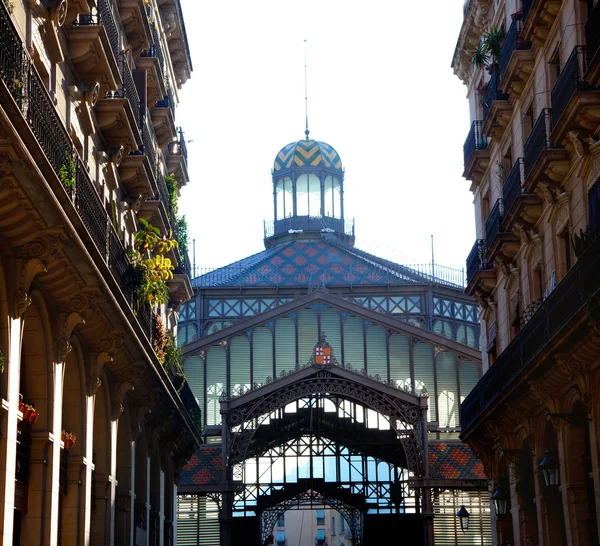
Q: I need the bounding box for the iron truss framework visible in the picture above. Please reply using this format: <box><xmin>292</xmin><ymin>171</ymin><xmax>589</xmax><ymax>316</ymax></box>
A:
<box><xmin>260</xmin><ymin>488</ymin><xmax>363</xmax><ymax>546</ymax></box>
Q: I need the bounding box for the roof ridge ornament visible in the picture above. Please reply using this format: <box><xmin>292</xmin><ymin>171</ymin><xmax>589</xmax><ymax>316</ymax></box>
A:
<box><xmin>304</xmin><ymin>39</ymin><xmax>310</xmax><ymax>140</ymax></box>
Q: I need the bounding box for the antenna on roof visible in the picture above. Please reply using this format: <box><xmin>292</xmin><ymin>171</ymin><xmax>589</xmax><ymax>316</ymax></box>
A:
<box><xmin>431</xmin><ymin>234</ymin><xmax>435</xmax><ymax>280</ymax></box>
<box><xmin>304</xmin><ymin>39</ymin><xmax>310</xmax><ymax>140</ymax></box>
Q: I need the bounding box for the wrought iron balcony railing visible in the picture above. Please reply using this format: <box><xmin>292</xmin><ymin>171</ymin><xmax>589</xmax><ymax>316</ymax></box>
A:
<box><xmin>522</xmin><ymin>0</ymin><xmax>533</xmax><ymax>22</ymax></box>
<box><xmin>466</xmin><ymin>239</ymin><xmax>493</xmax><ymax>285</ymax></box>
<box><xmin>586</xmin><ymin>1</ymin><xmax>600</xmax><ymax>65</ymax></box>
<box><xmin>461</xmin><ymin>231</ymin><xmax>600</xmax><ymax>431</ymax></box>
<box><xmin>482</xmin><ymin>71</ymin><xmax>509</xmax><ymax>123</ymax></box>
<box><xmin>499</xmin><ymin>15</ymin><xmax>530</xmax><ymax>78</ymax></box>
<box><xmin>551</xmin><ymin>46</ymin><xmax>588</xmax><ymax>127</ymax></box>
<box><xmin>502</xmin><ymin>158</ymin><xmax>524</xmax><ymax>215</ymax></box>
<box><xmin>167</xmin><ymin>126</ymin><xmax>188</xmax><ymax>162</ymax></box>
<box><xmin>524</xmin><ymin>108</ymin><xmax>557</xmax><ymax>179</ymax></box>
<box><xmin>141</xmin><ymin>115</ymin><xmax>158</xmax><ymax>184</ymax></box>
<box><xmin>484</xmin><ymin>199</ymin><xmax>503</xmax><ymax>248</ymax></box>
<box><xmin>0</xmin><ymin>0</ymin><xmax>173</xmax><ymax>346</ymax></box>
<box><xmin>98</xmin><ymin>0</ymin><xmax>120</xmax><ymax>62</ymax></box>
<box><xmin>120</xmin><ymin>55</ymin><xmax>142</xmax><ymax>129</ymax></box>
<box><xmin>463</xmin><ymin>120</ymin><xmax>487</xmax><ymax>168</ymax></box>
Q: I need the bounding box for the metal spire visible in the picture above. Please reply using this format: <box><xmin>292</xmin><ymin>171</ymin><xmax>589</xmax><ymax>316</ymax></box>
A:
<box><xmin>304</xmin><ymin>39</ymin><xmax>310</xmax><ymax>140</ymax></box>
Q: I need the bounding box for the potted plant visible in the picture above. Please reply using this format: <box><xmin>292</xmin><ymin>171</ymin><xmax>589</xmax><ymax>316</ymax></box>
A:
<box><xmin>61</xmin><ymin>430</ymin><xmax>76</xmax><ymax>450</ymax></box>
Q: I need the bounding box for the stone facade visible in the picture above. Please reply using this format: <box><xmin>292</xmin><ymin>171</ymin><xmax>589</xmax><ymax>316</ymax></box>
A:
<box><xmin>0</xmin><ymin>0</ymin><xmax>198</xmax><ymax>544</ymax></box>
<box><xmin>455</xmin><ymin>0</ymin><xmax>600</xmax><ymax>545</ymax></box>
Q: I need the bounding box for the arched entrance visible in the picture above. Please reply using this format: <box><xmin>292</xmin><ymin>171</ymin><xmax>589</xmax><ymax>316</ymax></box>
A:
<box><xmin>219</xmin><ymin>342</ymin><xmax>430</xmax><ymax>546</ymax></box>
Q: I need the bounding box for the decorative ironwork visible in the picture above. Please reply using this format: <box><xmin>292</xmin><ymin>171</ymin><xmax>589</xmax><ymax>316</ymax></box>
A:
<box><xmin>108</xmin><ymin>226</ymin><xmax>135</xmax><ymax>305</ymax></box>
<box><xmin>463</xmin><ymin>120</ymin><xmax>487</xmax><ymax>168</ymax></box>
<box><xmin>466</xmin><ymin>239</ymin><xmax>493</xmax><ymax>285</ymax></box>
<box><xmin>225</xmin><ymin>368</ymin><xmax>423</xmax><ymax>475</ymax></box>
<box><xmin>141</xmin><ymin>116</ymin><xmax>157</xmax><ymax>186</ymax></box>
<box><xmin>462</xmin><ymin>232</ymin><xmax>600</xmax><ymax>430</ymax></box>
<box><xmin>519</xmin><ymin>298</ymin><xmax>542</xmax><ymax>327</ymax></box>
<box><xmin>499</xmin><ymin>14</ymin><xmax>530</xmax><ymax>78</ymax></box>
<box><xmin>98</xmin><ymin>0</ymin><xmax>120</xmax><ymax>61</ymax></box>
<box><xmin>75</xmin><ymin>158</ymin><xmax>109</xmax><ymax>255</ymax></box>
<box><xmin>551</xmin><ymin>46</ymin><xmax>588</xmax><ymax>127</ymax></box>
<box><xmin>482</xmin><ymin>70</ymin><xmax>509</xmax><ymax>123</ymax></box>
<box><xmin>260</xmin><ymin>490</ymin><xmax>362</xmax><ymax>546</ymax></box>
<box><xmin>484</xmin><ymin>199</ymin><xmax>504</xmax><ymax>247</ymax></box>
<box><xmin>524</xmin><ymin>108</ymin><xmax>559</xmax><ymax>179</ymax></box>
<box><xmin>121</xmin><ymin>55</ymin><xmax>141</xmax><ymax>129</ymax></box>
<box><xmin>502</xmin><ymin>158</ymin><xmax>524</xmax><ymax>215</ymax></box>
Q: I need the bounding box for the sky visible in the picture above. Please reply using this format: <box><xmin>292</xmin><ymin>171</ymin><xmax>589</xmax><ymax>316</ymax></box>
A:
<box><xmin>176</xmin><ymin>0</ymin><xmax>474</xmax><ymax>276</ymax></box>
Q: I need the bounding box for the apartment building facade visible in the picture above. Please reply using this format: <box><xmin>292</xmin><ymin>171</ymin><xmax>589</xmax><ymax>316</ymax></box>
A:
<box><xmin>0</xmin><ymin>0</ymin><xmax>199</xmax><ymax>544</ymax></box>
<box><xmin>454</xmin><ymin>0</ymin><xmax>600</xmax><ymax>545</ymax></box>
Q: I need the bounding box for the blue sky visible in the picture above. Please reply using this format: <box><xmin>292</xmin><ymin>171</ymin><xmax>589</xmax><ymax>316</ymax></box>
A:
<box><xmin>176</xmin><ymin>1</ymin><xmax>474</xmax><ymax>274</ymax></box>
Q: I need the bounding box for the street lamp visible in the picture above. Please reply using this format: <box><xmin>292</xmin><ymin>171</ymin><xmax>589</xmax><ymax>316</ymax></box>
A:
<box><xmin>539</xmin><ymin>449</ymin><xmax>560</xmax><ymax>487</ymax></box>
<box><xmin>457</xmin><ymin>505</ymin><xmax>470</xmax><ymax>533</ymax></box>
<box><xmin>492</xmin><ymin>487</ymin><xmax>508</xmax><ymax>516</ymax></box>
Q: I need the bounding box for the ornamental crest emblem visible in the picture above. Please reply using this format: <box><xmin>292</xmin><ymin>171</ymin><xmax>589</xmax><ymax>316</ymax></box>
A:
<box><xmin>309</xmin><ymin>333</ymin><xmax>339</xmax><ymax>368</ymax></box>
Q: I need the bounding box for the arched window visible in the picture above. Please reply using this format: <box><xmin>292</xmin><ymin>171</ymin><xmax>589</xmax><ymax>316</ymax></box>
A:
<box><xmin>324</xmin><ymin>176</ymin><xmax>341</xmax><ymax>218</ymax></box>
<box><xmin>296</xmin><ymin>174</ymin><xmax>320</xmax><ymax>216</ymax></box>
<box><xmin>276</xmin><ymin>177</ymin><xmax>293</xmax><ymax>220</ymax></box>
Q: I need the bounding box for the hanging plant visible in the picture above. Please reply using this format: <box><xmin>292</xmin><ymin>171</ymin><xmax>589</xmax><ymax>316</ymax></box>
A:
<box><xmin>21</xmin><ymin>403</ymin><xmax>39</xmax><ymax>424</ymax></box>
<box><xmin>152</xmin><ymin>312</ymin><xmax>167</xmax><ymax>363</ymax></box>
<box><xmin>61</xmin><ymin>430</ymin><xmax>76</xmax><ymax>450</ymax></box>
<box><xmin>58</xmin><ymin>151</ymin><xmax>76</xmax><ymax>188</ymax></box>
<box><xmin>0</xmin><ymin>348</ymin><xmax>4</xmax><ymax>374</ymax></box>
<box><xmin>164</xmin><ymin>173</ymin><xmax>178</xmax><ymax>221</ymax></box>
<box><xmin>164</xmin><ymin>332</ymin><xmax>186</xmax><ymax>391</ymax></box>
<box><xmin>129</xmin><ymin>219</ymin><xmax>178</xmax><ymax>306</ymax></box>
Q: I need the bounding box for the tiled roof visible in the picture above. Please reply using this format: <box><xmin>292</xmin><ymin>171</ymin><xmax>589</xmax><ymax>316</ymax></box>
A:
<box><xmin>181</xmin><ymin>445</ymin><xmax>222</xmax><ymax>486</ymax></box>
<box><xmin>274</xmin><ymin>140</ymin><xmax>343</xmax><ymax>171</ymax></box>
<box><xmin>428</xmin><ymin>443</ymin><xmax>486</xmax><ymax>480</ymax></box>
<box><xmin>192</xmin><ymin>239</ymin><xmax>460</xmax><ymax>289</ymax></box>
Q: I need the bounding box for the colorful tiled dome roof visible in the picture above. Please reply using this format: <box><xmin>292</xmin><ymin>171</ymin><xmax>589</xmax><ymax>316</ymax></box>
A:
<box><xmin>274</xmin><ymin>139</ymin><xmax>343</xmax><ymax>172</ymax></box>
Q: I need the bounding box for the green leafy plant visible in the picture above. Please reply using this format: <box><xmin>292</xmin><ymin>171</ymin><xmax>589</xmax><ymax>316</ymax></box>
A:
<box><xmin>471</xmin><ymin>26</ymin><xmax>506</xmax><ymax>73</ymax></box>
<box><xmin>189</xmin><ymin>407</ymin><xmax>202</xmax><ymax>431</ymax></box>
<box><xmin>58</xmin><ymin>152</ymin><xmax>76</xmax><ymax>188</ymax></box>
<box><xmin>177</xmin><ymin>214</ymin><xmax>189</xmax><ymax>262</ymax></box>
<box><xmin>164</xmin><ymin>174</ymin><xmax>178</xmax><ymax>220</ymax></box>
<box><xmin>164</xmin><ymin>332</ymin><xmax>186</xmax><ymax>391</ymax></box>
<box><xmin>130</xmin><ymin>219</ymin><xmax>178</xmax><ymax>306</ymax></box>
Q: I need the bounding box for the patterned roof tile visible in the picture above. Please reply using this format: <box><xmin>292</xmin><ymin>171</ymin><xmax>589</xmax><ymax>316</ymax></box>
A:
<box><xmin>428</xmin><ymin>443</ymin><xmax>486</xmax><ymax>480</ymax></box>
<box><xmin>180</xmin><ymin>445</ymin><xmax>223</xmax><ymax>486</ymax></box>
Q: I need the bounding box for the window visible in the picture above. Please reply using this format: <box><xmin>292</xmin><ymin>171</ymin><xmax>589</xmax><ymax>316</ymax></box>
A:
<box><xmin>276</xmin><ymin>531</ymin><xmax>286</xmax><ymax>546</ymax></box>
<box><xmin>276</xmin><ymin>177</ymin><xmax>293</xmax><ymax>220</ymax></box>
<box><xmin>296</xmin><ymin>174</ymin><xmax>320</xmax><ymax>216</ymax></box>
<box><xmin>340</xmin><ymin>518</ymin><xmax>345</xmax><ymax>533</ymax></box>
<box><xmin>549</xmin><ymin>45</ymin><xmax>561</xmax><ymax>88</ymax></box>
<box><xmin>277</xmin><ymin>514</ymin><xmax>285</xmax><ymax>527</ymax></box>
<box><xmin>331</xmin><ymin>516</ymin><xmax>336</xmax><ymax>535</ymax></box>
<box><xmin>316</xmin><ymin>509</ymin><xmax>325</xmax><ymax>525</ymax></box>
<box><xmin>589</xmin><ymin>178</ymin><xmax>600</xmax><ymax>233</ymax></box>
<box><xmin>316</xmin><ymin>528</ymin><xmax>326</xmax><ymax>545</ymax></box>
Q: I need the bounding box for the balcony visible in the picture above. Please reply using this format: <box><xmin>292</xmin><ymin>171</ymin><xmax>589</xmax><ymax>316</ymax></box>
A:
<box><xmin>138</xmin><ymin>28</ymin><xmax>168</xmax><ymax>107</ymax></box>
<box><xmin>482</xmin><ymin>71</ymin><xmax>511</xmax><ymax>141</ymax></box>
<box><xmin>484</xmin><ymin>199</ymin><xmax>519</xmax><ymax>261</ymax></box>
<box><xmin>550</xmin><ymin>46</ymin><xmax>600</xmax><ymax>144</ymax></box>
<box><xmin>462</xmin><ymin>120</ymin><xmax>489</xmax><ymax>189</ymax></box>
<box><xmin>95</xmin><ymin>96</ymin><xmax>141</xmax><ymax>152</ymax></box>
<box><xmin>168</xmin><ymin>249</ymin><xmax>193</xmax><ymax>303</ymax></box>
<box><xmin>119</xmin><ymin>0</ymin><xmax>152</xmax><ymax>55</ymax></box>
<box><xmin>138</xmin><ymin>169</ymin><xmax>172</xmax><ymax>237</ymax></box>
<box><xmin>67</xmin><ymin>13</ymin><xmax>120</xmax><ymax>95</ymax></box>
<box><xmin>461</xmin><ymin>231</ymin><xmax>600</xmax><ymax>434</ymax></box>
<box><xmin>523</xmin><ymin>108</ymin><xmax>568</xmax><ymax>192</ymax></box>
<box><xmin>521</xmin><ymin>0</ymin><xmax>562</xmax><ymax>48</ymax></box>
<box><xmin>465</xmin><ymin>239</ymin><xmax>495</xmax><ymax>296</ymax></box>
<box><xmin>586</xmin><ymin>0</ymin><xmax>600</xmax><ymax>83</ymax></box>
<box><xmin>152</xmin><ymin>88</ymin><xmax>177</xmax><ymax>147</ymax></box>
<box><xmin>166</xmin><ymin>127</ymin><xmax>190</xmax><ymax>187</ymax></box>
<box><xmin>498</xmin><ymin>15</ymin><xmax>533</xmax><ymax>98</ymax></box>
<box><xmin>502</xmin><ymin>158</ymin><xmax>542</xmax><ymax>231</ymax></box>
<box><xmin>0</xmin><ymin>0</ymin><xmax>177</xmax><ymax>346</ymax></box>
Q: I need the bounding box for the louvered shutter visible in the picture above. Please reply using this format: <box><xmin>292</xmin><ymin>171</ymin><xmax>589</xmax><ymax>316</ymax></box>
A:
<box><xmin>343</xmin><ymin>316</ymin><xmax>364</xmax><ymax>369</ymax></box>
<box><xmin>275</xmin><ymin>317</ymin><xmax>296</xmax><ymax>374</ymax></box>
<box><xmin>183</xmin><ymin>355</ymin><xmax>204</xmax><ymax>413</ymax></box>
<box><xmin>413</xmin><ymin>342</ymin><xmax>436</xmax><ymax>422</ymax></box>
<box><xmin>230</xmin><ymin>335</ymin><xmax>250</xmax><ymax>397</ymax></box>
<box><xmin>321</xmin><ymin>308</ymin><xmax>342</xmax><ymax>359</ymax></box>
<box><xmin>366</xmin><ymin>325</ymin><xmax>387</xmax><ymax>378</ymax></box>
<box><xmin>206</xmin><ymin>347</ymin><xmax>226</xmax><ymax>425</ymax></box>
<box><xmin>253</xmin><ymin>327</ymin><xmax>273</xmax><ymax>384</ymax></box>
<box><xmin>389</xmin><ymin>334</ymin><xmax>411</xmax><ymax>390</ymax></box>
<box><xmin>298</xmin><ymin>309</ymin><xmax>318</xmax><ymax>366</ymax></box>
<box><xmin>436</xmin><ymin>352</ymin><xmax>458</xmax><ymax>429</ymax></box>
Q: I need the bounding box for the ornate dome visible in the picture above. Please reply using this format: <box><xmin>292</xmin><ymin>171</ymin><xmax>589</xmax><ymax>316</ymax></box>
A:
<box><xmin>273</xmin><ymin>139</ymin><xmax>342</xmax><ymax>172</ymax></box>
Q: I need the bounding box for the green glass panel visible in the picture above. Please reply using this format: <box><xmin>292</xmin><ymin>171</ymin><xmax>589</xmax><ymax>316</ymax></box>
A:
<box><xmin>436</xmin><ymin>352</ymin><xmax>458</xmax><ymax>428</ymax></box>
<box><xmin>343</xmin><ymin>316</ymin><xmax>364</xmax><ymax>369</ymax></box>
<box><xmin>275</xmin><ymin>317</ymin><xmax>296</xmax><ymax>374</ymax></box>
<box><xmin>298</xmin><ymin>309</ymin><xmax>318</xmax><ymax>367</ymax></box>
<box><xmin>253</xmin><ymin>327</ymin><xmax>273</xmax><ymax>384</ymax></box>
<box><xmin>459</xmin><ymin>360</ymin><xmax>481</xmax><ymax>405</ymax></box>
<box><xmin>230</xmin><ymin>336</ymin><xmax>251</xmax><ymax>396</ymax></box>
<box><xmin>206</xmin><ymin>346</ymin><xmax>226</xmax><ymax>425</ymax></box>
<box><xmin>183</xmin><ymin>355</ymin><xmax>204</xmax><ymax>417</ymax></box>
<box><xmin>321</xmin><ymin>308</ymin><xmax>341</xmax><ymax>361</ymax></box>
<box><xmin>413</xmin><ymin>343</ymin><xmax>435</xmax><ymax>422</ymax></box>
<box><xmin>366</xmin><ymin>325</ymin><xmax>387</xmax><ymax>378</ymax></box>
<box><xmin>389</xmin><ymin>334</ymin><xmax>411</xmax><ymax>391</ymax></box>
